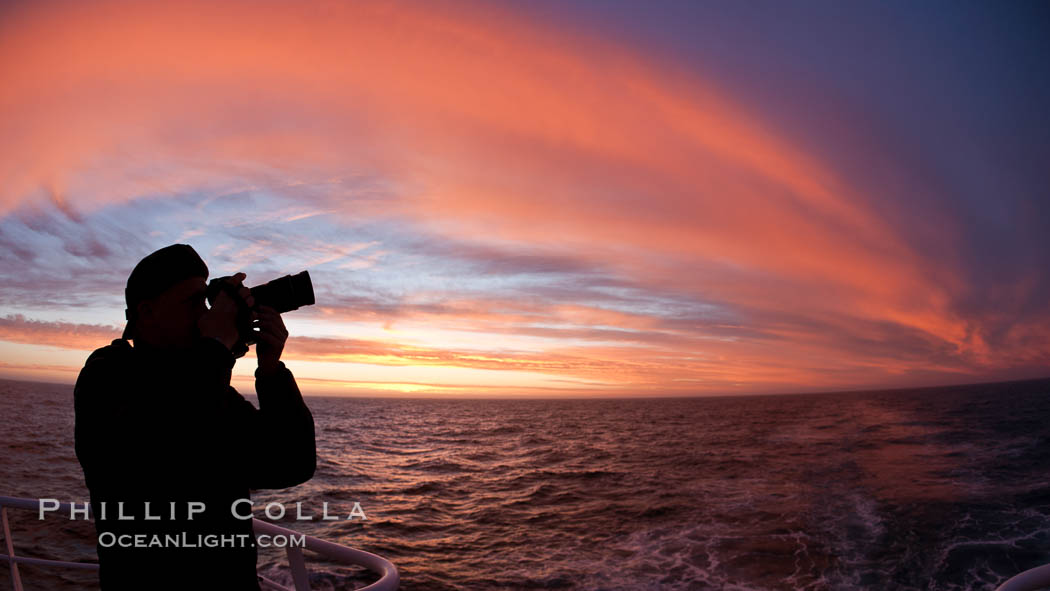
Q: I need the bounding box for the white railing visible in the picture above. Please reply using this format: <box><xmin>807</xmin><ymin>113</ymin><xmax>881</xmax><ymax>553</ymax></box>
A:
<box><xmin>0</xmin><ymin>496</ymin><xmax>398</xmax><ymax>591</ymax></box>
<box><xmin>995</xmin><ymin>564</ymin><xmax>1050</xmax><ymax>591</ymax></box>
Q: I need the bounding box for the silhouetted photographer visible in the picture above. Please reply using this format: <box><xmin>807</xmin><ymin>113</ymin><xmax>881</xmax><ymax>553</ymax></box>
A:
<box><xmin>74</xmin><ymin>244</ymin><xmax>316</xmax><ymax>590</ymax></box>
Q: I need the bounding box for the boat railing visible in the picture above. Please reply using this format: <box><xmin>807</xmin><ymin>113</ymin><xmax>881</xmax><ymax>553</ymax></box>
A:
<box><xmin>0</xmin><ymin>496</ymin><xmax>398</xmax><ymax>591</ymax></box>
<box><xmin>994</xmin><ymin>564</ymin><xmax>1050</xmax><ymax>591</ymax></box>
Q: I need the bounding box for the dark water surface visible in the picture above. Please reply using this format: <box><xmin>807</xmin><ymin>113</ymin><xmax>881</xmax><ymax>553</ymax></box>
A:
<box><xmin>2</xmin><ymin>378</ymin><xmax>1049</xmax><ymax>590</ymax></box>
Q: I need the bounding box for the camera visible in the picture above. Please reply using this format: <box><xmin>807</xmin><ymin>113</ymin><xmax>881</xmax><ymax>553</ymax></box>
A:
<box><xmin>205</xmin><ymin>271</ymin><xmax>315</xmax><ymax>355</ymax></box>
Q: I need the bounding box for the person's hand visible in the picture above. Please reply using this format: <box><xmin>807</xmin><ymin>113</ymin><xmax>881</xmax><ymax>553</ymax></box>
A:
<box><xmin>198</xmin><ymin>272</ymin><xmax>254</xmax><ymax>350</ymax></box>
<box><xmin>254</xmin><ymin>305</ymin><xmax>287</xmax><ymax>374</ymax></box>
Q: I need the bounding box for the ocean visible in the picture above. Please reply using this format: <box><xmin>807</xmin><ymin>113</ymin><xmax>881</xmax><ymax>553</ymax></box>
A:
<box><xmin>2</xmin><ymin>377</ymin><xmax>1049</xmax><ymax>590</ymax></box>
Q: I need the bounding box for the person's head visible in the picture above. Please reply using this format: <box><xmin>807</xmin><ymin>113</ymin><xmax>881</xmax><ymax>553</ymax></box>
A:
<box><xmin>123</xmin><ymin>244</ymin><xmax>209</xmax><ymax>349</ymax></box>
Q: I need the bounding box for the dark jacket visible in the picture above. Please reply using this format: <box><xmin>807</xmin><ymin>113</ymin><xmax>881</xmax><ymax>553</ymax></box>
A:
<box><xmin>74</xmin><ymin>337</ymin><xmax>316</xmax><ymax>590</ymax></box>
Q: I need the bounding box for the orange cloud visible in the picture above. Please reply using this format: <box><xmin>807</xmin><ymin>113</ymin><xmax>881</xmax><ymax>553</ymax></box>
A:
<box><xmin>0</xmin><ymin>315</ymin><xmax>120</xmax><ymax>350</ymax></box>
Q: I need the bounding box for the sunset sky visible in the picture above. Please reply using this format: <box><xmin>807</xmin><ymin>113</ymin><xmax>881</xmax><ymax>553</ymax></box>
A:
<box><xmin>1</xmin><ymin>0</ymin><xmax>1047</xmax><ymax>396</ymax></box>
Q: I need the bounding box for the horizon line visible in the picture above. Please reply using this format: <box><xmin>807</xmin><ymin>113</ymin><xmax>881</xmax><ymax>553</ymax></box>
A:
<box><xmin>3</xmin><ymin>374</ymin><xmax>1047</xmax><ymax>401</ymax></box>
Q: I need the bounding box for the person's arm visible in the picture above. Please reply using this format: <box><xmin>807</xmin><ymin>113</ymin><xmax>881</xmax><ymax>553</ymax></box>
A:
<box><xmin>237</xmin><ymin>304</ymin><xmax>316</xmax><ymax>489</ymax></box>
<box><xmin>237</xmin><ymin>362</ymin><xmax>316</xmax><ymax>489</ymax></box>
<box><xmin>186</xmin><ymin>334</ymin><xmax>237</xmax><ymax>391</ymax></box>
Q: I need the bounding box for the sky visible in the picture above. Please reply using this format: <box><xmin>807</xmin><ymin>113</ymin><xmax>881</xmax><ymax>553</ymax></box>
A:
<box><xmin>0</xmin><ymin>0</ymin><xmax>1047</xmax><ymax>397</ymax></box>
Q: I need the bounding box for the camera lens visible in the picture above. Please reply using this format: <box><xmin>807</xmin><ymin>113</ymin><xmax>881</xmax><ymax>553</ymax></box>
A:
<box><xmin>250</xmin><ymin>271</ymin><xmax>315</xmax><ymax>314</ymax></box>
